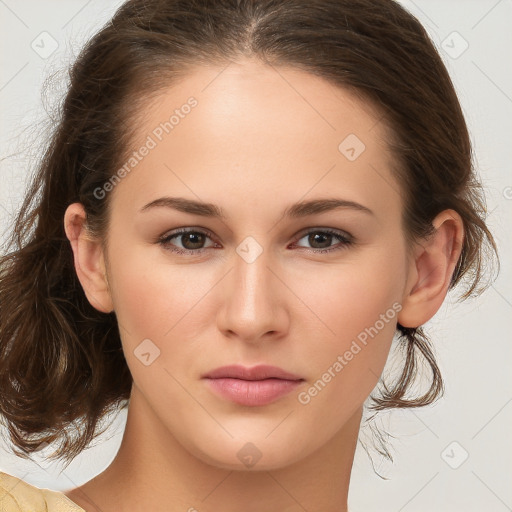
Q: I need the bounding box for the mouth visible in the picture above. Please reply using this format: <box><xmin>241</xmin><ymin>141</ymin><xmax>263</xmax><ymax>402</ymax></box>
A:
<box><xmin>201</xmin><ymin>364</ymin><xmax>305</xmax><ymax>407</ymax></box>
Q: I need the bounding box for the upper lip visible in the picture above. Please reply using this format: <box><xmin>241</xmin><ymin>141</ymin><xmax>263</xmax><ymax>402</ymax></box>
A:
<box><xmin>202</xmin><ymin>365</ymin><xmax>304</xmax><ymax>381</ymax></box>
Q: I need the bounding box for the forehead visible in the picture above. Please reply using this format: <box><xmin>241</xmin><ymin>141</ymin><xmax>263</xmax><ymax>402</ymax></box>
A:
<box><xmin>136</xmin><ymin>58</ymin><xmax>389</xmax><ymax>152</ymax></box>
<box><xmin>110</xmin><ymin>58</ymin><xmax>402</xmax><ymax>221</ymax></box>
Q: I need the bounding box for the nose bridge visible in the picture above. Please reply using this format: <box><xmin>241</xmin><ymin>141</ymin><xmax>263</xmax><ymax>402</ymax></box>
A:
<box><xmin>218</xmin><ymin>236</ymin><xmax>286</xmax><ymax>339</ymax></box>
<box><xmin>232</xmin><ymin>239</ymin><xmax>274</xmax><ymax>315</ymax></box>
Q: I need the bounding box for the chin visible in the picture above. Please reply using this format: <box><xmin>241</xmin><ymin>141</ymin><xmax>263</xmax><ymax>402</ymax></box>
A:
<box><xmin>183</xmin><ymin>430</ymin><xmax>311</xmax><ymax>472</ymax></box>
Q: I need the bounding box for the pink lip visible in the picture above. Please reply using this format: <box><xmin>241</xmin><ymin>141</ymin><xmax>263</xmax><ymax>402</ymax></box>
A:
<box><xmin>202</xmin><ymin>365</ymin><xmax>304</xmax><ymax>407</ymax></box>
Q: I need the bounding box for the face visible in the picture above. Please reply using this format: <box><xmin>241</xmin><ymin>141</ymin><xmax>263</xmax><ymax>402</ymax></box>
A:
<box><xmin>100</xmin><ymin>58</ymin><xmax>413</xmax><ymax>470</ymax></box>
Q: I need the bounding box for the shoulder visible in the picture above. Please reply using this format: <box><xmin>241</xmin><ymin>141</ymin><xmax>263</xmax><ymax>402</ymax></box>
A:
<box><xmin>0</xmin><ymin>471</ymin><xmax>85</xmax><ymax>512</ymax></box>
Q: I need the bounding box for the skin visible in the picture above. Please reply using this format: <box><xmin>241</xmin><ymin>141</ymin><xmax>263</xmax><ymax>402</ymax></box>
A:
<box><xmin>63</xmin><ymin>57</ymin><xmax>463</xmax><ymax>512</ymax></box>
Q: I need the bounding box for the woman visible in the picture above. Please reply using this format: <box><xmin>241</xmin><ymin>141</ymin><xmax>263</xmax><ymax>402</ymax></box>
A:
<box><xmin>0</xmin><ymin>0</ymin><xmax>498</xmax><ymax>511</ymax></box>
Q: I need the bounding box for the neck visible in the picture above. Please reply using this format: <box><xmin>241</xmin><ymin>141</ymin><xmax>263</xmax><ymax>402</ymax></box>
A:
<box><xmin>67</xmin><ymin>387</ymin><xmax>362</xmax><ymax>512</ymax></box>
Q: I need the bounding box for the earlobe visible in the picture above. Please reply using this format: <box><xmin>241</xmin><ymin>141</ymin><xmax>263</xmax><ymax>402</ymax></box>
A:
<box><xmin>63</xmin><ymin>203</ymin><xmax>113</xmax><ymax>313</ymax></box>
<box><xmin>398</xmin><ymin>209</ymin><xmax>464</xmax><ymax>328</ymax></box>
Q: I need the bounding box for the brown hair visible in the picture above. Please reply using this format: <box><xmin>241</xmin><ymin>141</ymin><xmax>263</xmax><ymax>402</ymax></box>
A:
<box><xmin>0</xmin><ymin>0</ymin><xmax>499</xmax><ymax>467</ymax></box>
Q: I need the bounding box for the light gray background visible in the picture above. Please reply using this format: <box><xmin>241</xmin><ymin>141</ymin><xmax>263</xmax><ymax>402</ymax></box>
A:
<box><xmin>0</xmin><ymin>1</ymin><xmax>511</xmax><ymax>511</ymax></box>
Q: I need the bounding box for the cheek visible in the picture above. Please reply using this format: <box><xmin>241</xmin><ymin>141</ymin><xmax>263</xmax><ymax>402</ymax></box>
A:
<box><xmin>108</xmin><ymin>246</ymin><xmax>208</xmax><ymax>339</ymax></box>
<box><xmin>106</xmin><ymin>248</ymin><xmax>211</xmax><ymax>393</ymax></box>
<box><xmin>294</xmin><ymin>252</ymin><xmax>404</xmax><ymax>343</ymax></box>
<box><xmin>292</xmin><ymin>245</ymin><xmax>406</xmax><ymax>396</ymax></box>
<box><xmin>294</xmin><ymin>286</ymin><xmax>399</xmax><ymax>433</ymax></box>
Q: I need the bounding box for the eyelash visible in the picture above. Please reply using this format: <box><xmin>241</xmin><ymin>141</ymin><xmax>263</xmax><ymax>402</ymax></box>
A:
<box><xmin>158</xmin><ymin>227</ymin><xmax>354</xmax><ymax>255</ymax></box>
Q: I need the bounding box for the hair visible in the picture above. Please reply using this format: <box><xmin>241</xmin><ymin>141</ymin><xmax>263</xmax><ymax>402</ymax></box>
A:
<box><xmin>0</xmin><ymin>0</ymin><xmax>499</xmax><ymax>469</ymax></box>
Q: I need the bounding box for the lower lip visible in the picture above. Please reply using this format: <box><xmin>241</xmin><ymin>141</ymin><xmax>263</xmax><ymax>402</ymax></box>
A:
<box><xmin>204</xmin><ymin>378</ymin><xmax>303</xmax><ymax>406</ymax></box>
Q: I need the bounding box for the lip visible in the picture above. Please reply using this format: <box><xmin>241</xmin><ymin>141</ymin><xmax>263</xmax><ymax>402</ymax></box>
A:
<box><xmin>202</xmin><ymin>364</ymin><xmax>303</xmax><ymax>381</ymax></box>
<box><xmin>202</xmin><ymin>365</ymin><xmax>304</xmax><ymax>407</ymax></box>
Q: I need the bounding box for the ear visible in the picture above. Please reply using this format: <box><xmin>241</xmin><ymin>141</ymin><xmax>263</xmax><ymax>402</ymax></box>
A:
<box><xmin>398</xmin><ymin>209</ymin><xmax>464</xmax><ymax>328</ymax></box>
<box><xmin>63</xmin><ymin>203</ymin><xmax>113</xmax><ymax>313</ymax></box>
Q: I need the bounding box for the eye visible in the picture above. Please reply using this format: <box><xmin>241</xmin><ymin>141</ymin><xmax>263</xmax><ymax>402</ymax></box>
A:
<box><xmin>292</xmin><ymin>228</ymin><xmax>354</xmax><ymax>253</ymax></box>
<box><xmin>158</xmin><ymin>228</ymin><xmax>217</xmax><ymax>255</ymax></box>
<box><xmin>158</xmin><ymin>227</ymin><xmax>354</xmax><ymax>256</ymax></box>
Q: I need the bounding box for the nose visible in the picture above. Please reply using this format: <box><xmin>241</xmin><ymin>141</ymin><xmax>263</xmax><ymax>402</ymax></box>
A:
<box><xmin>216</xmin><ymin>241</ymin><xmax>290</xmax><ymax>344</ymax></box>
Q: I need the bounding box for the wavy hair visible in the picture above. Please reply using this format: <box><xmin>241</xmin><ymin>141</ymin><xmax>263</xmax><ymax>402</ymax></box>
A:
<box><xmin>0</xmin><ymin>0</ymin><xmax>499</xmax><ymax>468</ymax></box>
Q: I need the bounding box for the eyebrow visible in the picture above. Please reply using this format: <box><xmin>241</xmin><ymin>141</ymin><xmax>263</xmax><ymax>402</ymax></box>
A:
<box><xmin>140</xmin><ymin>196</ymin><xmax>374</xmax><ymax>218</ymax></box>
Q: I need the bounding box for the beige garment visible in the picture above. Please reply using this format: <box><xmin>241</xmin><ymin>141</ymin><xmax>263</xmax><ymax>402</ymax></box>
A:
<box><xmin>0</xmin><ymin>471</ymin><xmax>85</xmax><ymax>512</ymax></box>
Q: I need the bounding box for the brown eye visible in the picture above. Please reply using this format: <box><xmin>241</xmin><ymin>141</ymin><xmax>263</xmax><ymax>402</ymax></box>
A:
<box><xmin>307</xmin><ymin>232</ymin><xmax>333</xmax><ymax>249</ymax></box>
<box><xmin>178</xmin><ymin>232</ymin><xmax>206</xmax><ymax>250</ymax></box>
<box><xmin>294</xmin><ymin>229</ymin><xmax>354</xmax><ymax>253</ymax></box>
<box><xmin>159</xmin><ymin>228</ymin><xmax>216</xmax><ymax>254</ymax></box>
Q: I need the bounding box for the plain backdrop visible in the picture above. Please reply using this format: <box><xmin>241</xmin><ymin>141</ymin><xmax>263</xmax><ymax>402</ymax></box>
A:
<box><xmin>0</xmin><ymin>1</ymin><xmax>511</xmax><ymax>511</ymax></box>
